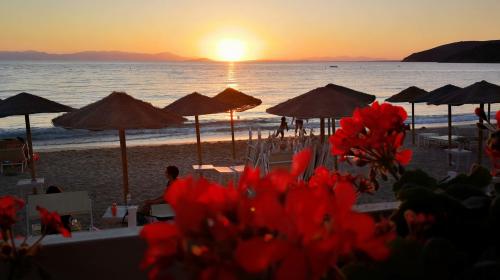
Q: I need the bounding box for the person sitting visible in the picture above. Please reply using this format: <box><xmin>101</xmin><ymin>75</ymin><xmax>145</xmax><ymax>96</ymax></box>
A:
<box><xmin>275</xmin><ymin>116</ymin><xmax>289</xmax><ymax>139</ymax></box>
<box><xmin>139</xmin><ymin>165</ymin><xmax>179</xmax><ymax>216</ymax></box>
<box><xmin>44</xmin><ymin>185</ymin><xmax>72</xmax><ymax>234</ymax></box>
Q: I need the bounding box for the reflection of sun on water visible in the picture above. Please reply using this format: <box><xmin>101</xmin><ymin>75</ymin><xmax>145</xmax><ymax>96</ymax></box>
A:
<box><xmin>217</xmin><ymin>39</ymin><xmax>246</xmax><ymax>62</ymax></box>
<box><xmin>226</xmin><ymin>62</ymin><xmax>238</xmax><ymax>89</ymax></box>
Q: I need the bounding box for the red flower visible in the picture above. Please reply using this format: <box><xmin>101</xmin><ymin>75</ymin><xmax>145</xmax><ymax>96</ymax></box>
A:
<box><xmin>235</xmin><ymin>237</ymin><xmax>289</xmax><ymax>273</ymax></box>
<box><xmin>140</xmin><ymin>222</ymin><xmax>179</xmax><ymax>277</ymax></box>
<box><xmin>291</xmin><ymin>148</ymin><xmax>312</xmax><ymax>177</ymax></box>
<box><xmin>141</xmin><ymin>146</ymin><xmax>393</xmax><ymax>280</ymax></box>
<box><xmin>330</xmin><ymin>102</ymin><xmax>411</xmax><ymax>189</ymax></box>
<box><xmin>36</xmin><ymin>206</ymin><xmax>71</xmax><ymax>237</ymax></box>
<box><xmin>0</xmin><ymin>196</ymin><xmax>24</xmax><ymax>230</ymax></box>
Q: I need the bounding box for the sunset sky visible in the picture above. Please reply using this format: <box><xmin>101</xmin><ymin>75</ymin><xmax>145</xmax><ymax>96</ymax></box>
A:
<box><xmin>1</xmin><ymin>0</ymin><xmax>500</xmax><ymax>61</ymax></box>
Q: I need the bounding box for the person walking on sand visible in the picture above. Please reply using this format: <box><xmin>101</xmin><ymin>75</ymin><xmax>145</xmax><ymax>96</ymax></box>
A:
<box><xmin>275</xmin><ymin>116</ymin><xmax>289</xmax><ymax>139</ymax></box>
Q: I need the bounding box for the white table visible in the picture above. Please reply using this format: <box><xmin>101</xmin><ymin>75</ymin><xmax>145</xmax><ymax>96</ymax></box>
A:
<box><xmin>214</xmin><ymin>166</ymin><xmax>236</xmax><ymax>184</ymax></box>
<box><xmin>230</xmin><ymin>165</ymin><xmax>245</xmax><ymax>173</ymax></box>
<box><xmin>102</xmin><ymin>205</ymin><xmax>129</xmax><ymax>224</ymax></box>
<box><xmin>192</xmin><ymin>164</ymin><xmax>215</xmax><ymax>170</ymax></box>
<box><xmin>192</xmin><ymin>164</ymin><xmax>215</xmax><ymax>177</ymax></box>
<box><xmin>17</xmin><ymin>177</ymin><xmax>45</xmax><ymax>196</ymax></box>
<box><xmin>444</xmin><ymin>148</ymin><xmax>472</xmax><ymax>172</ymax></box>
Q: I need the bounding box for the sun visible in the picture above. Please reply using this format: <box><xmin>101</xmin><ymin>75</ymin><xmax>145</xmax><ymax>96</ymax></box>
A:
<box><xmin>216</xmin><ymin>39</ymin><xmax>246</xmax><ymax>61</ymax></box>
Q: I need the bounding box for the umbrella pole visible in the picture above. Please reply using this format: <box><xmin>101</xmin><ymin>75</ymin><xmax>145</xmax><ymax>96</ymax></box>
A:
<box><xmin>332</xmin><ymin>118</ymin><xmax>338</xmax><ymax>170</ymax></box>
<box><xmin>320</xmin><ymin>118</ymin><xmax>325</xmax><ymax>143</ymax></box>
<box><xmin>478</xmin><ymin>103</ymin><xmax>484</xmax><ymax>165</ymax></box>
<box><xmin>24</xmin><ymin>114</ymin><xmax>36</xmax><ymax>181</ymax></box>
<box><xmin>230</xmin><ymin>110</ymin><xmax>236</xmax><ymax>160</ymax></box>
<box><xmin>411</xmin><ymin>103</ymin><xmax>415</xmax><ymax>145</ymax></box>
<box><xmin>195</xmin><ymin>115</ymin><xmax>202</xmax><ymax>165</ymax></box>
<box><xmin>448</xmin><ymin>105</ymin><xmax>452</xmax><ymax>166</ymax></box>
<box><xmin>327</xmin><ymin>118</ymin><xmax>331</xmax><ymax>136</ymax></box>
<box><xmin>488</xmin><ymin>103</ymin><xmax>491</xmax><ymax>121</ymax></box>
<box><xmin>119</xmin><ymin>129</ymin><xmax>129</xmax><ymax>204</ymax></box>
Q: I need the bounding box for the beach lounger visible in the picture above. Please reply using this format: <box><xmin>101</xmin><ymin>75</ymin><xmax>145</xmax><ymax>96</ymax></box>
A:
<box><xmin>26</xmin><ymin>191</ymin><xmax>93</xmax><ymax>235</ymax></box>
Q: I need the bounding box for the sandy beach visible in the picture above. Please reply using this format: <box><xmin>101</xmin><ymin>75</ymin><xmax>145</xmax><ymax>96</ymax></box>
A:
<box><xmin>0</xmin><ymin>124</ymin><xmax>492</xmax><ymax>230</ymax></box>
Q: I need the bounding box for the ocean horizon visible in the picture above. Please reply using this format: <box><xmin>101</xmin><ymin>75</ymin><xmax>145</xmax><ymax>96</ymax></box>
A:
<box><xmin>1</xmin><ymin>60</ymin><xmax>500</xmax><ymax>151</ymax></box>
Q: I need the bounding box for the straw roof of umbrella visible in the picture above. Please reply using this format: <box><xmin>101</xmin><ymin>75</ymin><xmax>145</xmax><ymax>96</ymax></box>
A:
<box><xmin>430</xmin><ymin>80</ymin><xmax>500</xmax><ymax>105</ymax></box>
<box><xmin>212</xmin><ymin>88</ymin><xmax>262</xmax><ymax>112</ymax></box>
<box><xmin>266</xmin><ymin>83</ymin><xmax>375</xmax><ymax>119</ymax></box>
<box><xmin>413</xmin><ymin>84</ymin><xmax>462</xmax><ymax>104</ymax></box>
<box><xmin>164</xmin><ymin>92</ymin><xmax>231</xmax><ymax>116</ymax></box>
<box><xmin>0</xmin><ymin>92</ymin><xmax>74</xmax><ymax>118</ymax></box>
<box><xmin>53</xmin><ymin>91</ymin><xmax>185</xmax><ymax>130</ymax></box>
<box><xmin>386</xmin><ymin>86</ymin><xmax>428</xmax><ymax>103</ymax></box>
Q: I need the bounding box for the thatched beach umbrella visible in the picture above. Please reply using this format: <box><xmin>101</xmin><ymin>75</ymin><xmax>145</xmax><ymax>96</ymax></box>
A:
<box><xmin>0</xmin><ymin>92</ymin><xmax>74</xmax><ymax>181</ymax></box>
<box><xmin>266</xmin><ymin>83</ymin><xmax>375</xmax><ymax>142</ymax></box>
<box><xmin>414</xmin><ymin>84</ymin><xmax>462</xmax><ymax>165</ymax></box>
<box><xmin>212</xmin><ymin>88</ymin><xmax>262</xmax><ymax>160</ymax></box>
<box><xmin>386</xmin><ymin>86</ymin><xmax>428</xmax><ymax>144</ymax></box>
<box><xmin>430</xmin><ymin>81</ymin><xmax>500</xmax><ymax>164</ymax></box>
<box><xmin>164</xmin><ymin>92</ymin><xmax>231</xmax><ymax>165</ymax></box>
<box><xmin>53</xmin><ymin>91</ymin><xmax>185</xmax><ymax>203</ymax></box>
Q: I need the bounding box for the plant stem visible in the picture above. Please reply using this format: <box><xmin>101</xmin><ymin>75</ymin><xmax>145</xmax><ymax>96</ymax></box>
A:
<box><xmin>8</xmin><ymin>229</ymin><xmax>17</xmax><ymax>257</ymax></box>
<box><xmin>26</xmin><ymin>234</ymin><xmax>46</xmax><ymax>255</ymax></box>
<box><xmin>388</xmin><ymin>166</ymin><xmax>400</xmax><ymax>181</ymax></box>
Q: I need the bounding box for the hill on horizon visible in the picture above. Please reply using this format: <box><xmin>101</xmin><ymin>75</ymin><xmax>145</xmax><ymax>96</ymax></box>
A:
<box><xmin>0</xmin><ymin>50</ymin><xmax>209</xmax><ymax>62</ymax></box>
<box><xmin>0</xmin><ymin>50</ymin><xmax>390</xmax><ymax>63</ymax></box>
<box><xmin>403</xmin><ymin>40</ymin><xmax>500</xmax><ymax>63</ymax></box>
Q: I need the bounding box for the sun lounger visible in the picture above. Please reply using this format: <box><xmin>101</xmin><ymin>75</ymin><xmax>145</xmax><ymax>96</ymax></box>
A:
<box><xmin>26</xmin><ymin>191</ymin><xmax>93</xmax><ymax>235</ymax></box>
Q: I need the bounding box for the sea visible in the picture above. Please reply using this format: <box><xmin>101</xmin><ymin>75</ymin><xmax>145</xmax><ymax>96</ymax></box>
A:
<box><xmin>1</xmin><ymin>61</ymin><xmax>500</xmax><ymax>151</ymax></box>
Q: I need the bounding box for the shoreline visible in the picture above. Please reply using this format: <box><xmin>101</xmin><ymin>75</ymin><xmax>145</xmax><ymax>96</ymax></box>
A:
<box><xmin>19</xmin><ymin>121</ymin><xmax>490</xmax><ymax>153</ymax></box>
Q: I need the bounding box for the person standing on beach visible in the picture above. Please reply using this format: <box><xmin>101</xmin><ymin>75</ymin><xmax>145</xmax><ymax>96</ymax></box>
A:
<box><xmin>275</xmin><ymin>116</ymin><xmax>289</xmax><ymax>139</ymax></box>
<box><xmin>294</xmin><ymin>119</ymin><xmax>306</xmax><ymax>137</ymax></box>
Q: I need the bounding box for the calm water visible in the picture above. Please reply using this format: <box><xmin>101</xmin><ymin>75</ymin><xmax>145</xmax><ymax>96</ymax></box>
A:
<box><xmin>1</xmin><ymin>61</ymin><xmax>500</xmax><ymax>150</ymax></box>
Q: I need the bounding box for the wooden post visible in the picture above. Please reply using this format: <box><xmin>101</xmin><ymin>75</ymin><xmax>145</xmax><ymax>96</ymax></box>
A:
<box><xmin>195</xmin><ymin>115</ymin><xmax>202</xmax><ymax>165</ymax></box>
<box><xmin>119</xmin><ymin>129</ymin><xmax>129</xmax><ymax>204</ymax></box>
<box><xmin>25</xmin><ymin>114</ymin><xmax>36</xmax><ymax>181</ymax></box>
<box><xmin>230</xmin><ymin>110</ymin><xmax>236</xmax><ymax>160</ymax></box>
<box><xmin>478</xmin><ymin>103</ymin><xmax>484</xmax><ymax>165</ymax></box>
<box><xmin>448</xmin><ymin>105</ymin><xmax>452</xmax><ymax>166</ymax></box>
<box><xmin>488</xmin><ymin>103</ymin><xmax>491</xmax><ymax>121</ymax></box>
<box><xmin>320</xmin><ymin>118</ymin><xmax>325</xmax><ymax>143</ymax></box>
<box><xmin>411</xmin><ymin>102</ymin><xmax>415</xmax><ymax>145</ymax></box>
<box><xmin>327</xmin><ymin>118</ymin><xmax>331</xmax><ymax>136</ymax></box>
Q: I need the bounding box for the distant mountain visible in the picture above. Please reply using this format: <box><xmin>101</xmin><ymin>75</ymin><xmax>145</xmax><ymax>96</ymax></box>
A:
<box><xmin>403</xmin><ymin>40</ymin><xmax>500</xmax><ymax>63</ymax></box>
<box><xmin>0</xmin><ymin>50</ymin><xmax>208</xmax><ymax>62</ymax></box>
